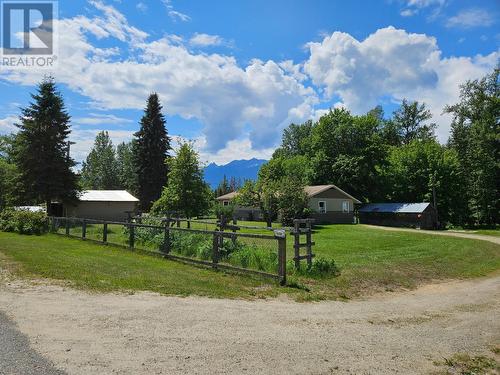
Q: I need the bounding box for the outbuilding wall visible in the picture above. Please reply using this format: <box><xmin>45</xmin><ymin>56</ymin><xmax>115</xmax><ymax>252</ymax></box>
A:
<box><xmin>358</xmin><ymin>206</ymin><xmax>437</xmax><ymax>229</ymax></box>
<box><xmin>66</xmin><ymin>201</ymin><xmax>137</xmax><ymax>222</ymax></box>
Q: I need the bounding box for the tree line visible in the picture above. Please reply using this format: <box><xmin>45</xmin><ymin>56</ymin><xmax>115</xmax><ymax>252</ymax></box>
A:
<box><xmin>0</xmin><ymin>78</ymin><xmax>212</xmax><ymax>218</ymax></box>
<box><xmin>233</xmin><ymin>68</ymin><xmax>499</xmax><ymax>227</ymax></box>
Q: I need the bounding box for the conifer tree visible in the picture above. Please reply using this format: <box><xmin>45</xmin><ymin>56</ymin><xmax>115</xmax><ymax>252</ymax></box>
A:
<box><xmin>151</xmin><ymin>142</ymin><xmax>212</xmax><ymax>218</ymax></box>
<box><xmin>133</xmin><ymin>93</ymin><xmax>171</xmax><ymax>211</ymax></box>
<box><xmin>15</xmin><ymin>77</ymin><xmax>78</xmax><ymax>214</ymax></box>
<box><xmin>215</xmin><ymin>175</ymin><xmax>230</xmax><ymax>197</ymax></box>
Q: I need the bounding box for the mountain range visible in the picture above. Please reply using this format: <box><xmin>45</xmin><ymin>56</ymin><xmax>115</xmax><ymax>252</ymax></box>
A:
<box><xmin>204</xmin><ymin>158</ymin><xmax>268</xmax><ymax>189</ymax></box>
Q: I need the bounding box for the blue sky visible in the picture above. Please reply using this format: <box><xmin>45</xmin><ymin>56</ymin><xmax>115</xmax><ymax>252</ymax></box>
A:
<box><xmin>0</xmin><ymin>0</ymin><xmax>498</xmax><ymax>165</ymax></box>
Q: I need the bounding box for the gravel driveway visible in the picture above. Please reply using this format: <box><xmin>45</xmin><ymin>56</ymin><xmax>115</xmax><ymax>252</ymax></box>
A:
<box><xmin>0</xmin><ymin>311</ymin><xmax>65</xmax><ymax>375</ymax></box>
<box><xmin>0</xmin><ymin>276</ymin><xmax>498</xmax><ymax>375</ymax></box>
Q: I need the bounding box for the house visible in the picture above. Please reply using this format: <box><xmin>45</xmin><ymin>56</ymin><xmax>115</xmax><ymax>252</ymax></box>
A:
<box><xmin>358</xmin><ymin>202</ymin><xmax>438</xmax><ymax>229</ymax></box>
<box><xmin>57</xmin><ymin>190</ymin><xmax>139</xmax><ymax>222</ymax></box>
<box><xmin>216</xmin><ymin>184</ymin><xmax>361</xmax><ymax>224</ymax></box>
<box><xmin>304</xmin><ymin>185</ymin><xmax>361</xmax><ymax>224</ymax></box>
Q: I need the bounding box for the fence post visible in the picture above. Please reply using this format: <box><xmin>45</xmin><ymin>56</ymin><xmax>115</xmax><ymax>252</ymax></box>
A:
<box><xmin>163</xmin><ymin>225</ymin><xmax>170</xmax><ymax>254</ymax></box>
<box><xmin>212</xmin><ymin>232</ymin><xmax>219</xmax><ymax>269</ymax></box>
<box><xmin>102</xmin><ymin>222</ymin><xmax>108</xmax><ymax>244</ymax></box>
<box><xmin>293</xmin><ymin>220</ymin><xmax>300</xmax><ymax>270</ymax></box>
<box><xmin>65</xmin><ymin>218</ymin><xmax>70</xmax><ymax>236</ymax></box>
<box><xmin>129</xmin><ymin>224</ymin><xmax>135</xmax><ymax>249</ymax></box>
<box><xmin>305</xmin><ymin>220</ymin><xmax>312</xmax><ymax>268</ymax></box>
<box><xmin>51</xmin><ymin>217</ymin><xmax>56</xmax><ymax>233</ymax></box>
<box><xmin>82</xmin><ymin>219</ymin><xmax>87</xmax><ymax>240</ymax></box>
<box><xmin>275</xmin><ymin>230</ymin><xmax>287</xmax><ymax>286</ymax></box>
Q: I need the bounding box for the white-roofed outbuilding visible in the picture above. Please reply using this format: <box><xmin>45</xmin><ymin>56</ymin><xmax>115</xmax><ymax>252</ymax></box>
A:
<box><xmin>65</xmin><ymin>190</ymin><xmax>139</xmax><ymax>222</ymax></box>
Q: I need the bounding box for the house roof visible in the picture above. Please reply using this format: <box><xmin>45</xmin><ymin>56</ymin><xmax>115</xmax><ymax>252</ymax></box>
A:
<box><xmin>78</xmin><ymin>190</ymin><xmax>139</xmax><ymax>202</ymax></box>
<box><xmin>304</xmin><ymin>185</ymin><xmax>361</xmax><ymax>203</ymax></box>
<box><xmin>359</xmin><ymin>203</ymin><xmax>432</xmax><ymax>214</ymax></box>
<box><xmin>216</xmin><ymin>191</ymin><xmax>239</xmax><ymax>201</ymax></box>
<box><xmin>216</xmin><ymin>185</ymin><xmax>361</xmax><ymax>203</ymax></box>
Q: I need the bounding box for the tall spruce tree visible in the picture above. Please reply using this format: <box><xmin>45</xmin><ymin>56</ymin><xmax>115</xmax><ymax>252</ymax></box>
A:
<box><xmin>80</xmin><ymin>131</ymin><xmax>120</xmax><ymax>190</ymax></box>
<box><xmin>14</xmin><ymin>78</ymin><xmax>78</xmax><ymax>214</ymax></box>
<box><xmin>133</xmin><ymin>93</ymin><xmax>171</xmax><ymax>211</ymax></box>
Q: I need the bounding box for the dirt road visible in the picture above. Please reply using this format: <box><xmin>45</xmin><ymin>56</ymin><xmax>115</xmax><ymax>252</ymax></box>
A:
<box><xmin>361</xmin><ymin>224</ymin><xmax>500</xmax><ymax>245</ymax></box>
<box><xmin>0</xmin><ymin>276</ymin><xmax>498</xmax><ymax>375</ymax></box>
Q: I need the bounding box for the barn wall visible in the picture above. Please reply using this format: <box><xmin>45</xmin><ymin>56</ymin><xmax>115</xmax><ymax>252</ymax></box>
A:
<box><xmin>66</xmin><ymin>201</ymin><xmax>137</xmax><ymax>222</ymax></box>
<box><xmin>358</xmin><ymin>211</ymin><xmax>437</xmax><ymax>229</ymax></box>
<box><xmin>310</xmin><ymin>211</ymin><xmax>354</xmax><ymax>224</ymax></box>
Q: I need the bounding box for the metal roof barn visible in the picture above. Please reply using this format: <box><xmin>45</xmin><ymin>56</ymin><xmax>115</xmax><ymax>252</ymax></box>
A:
<box><xmin>358</xmin><ymin>202</ymin><xmax>437</xmax><ymax>229</ymax></box>
<box><xmin>62</xmin><ymin>190</ymin><xmax>139</xmax><ymax>222</ymax></box>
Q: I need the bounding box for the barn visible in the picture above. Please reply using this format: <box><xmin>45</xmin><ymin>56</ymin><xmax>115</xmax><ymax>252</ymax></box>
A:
<box><xmin>358</xmin><ymin>203</ymin><xmax>438</xmax><ymax>229</ymax></box>
<box><xmin>62</xmin><ymin>190</ymin><xmax>139</xmax><ymax>222</ymax></box>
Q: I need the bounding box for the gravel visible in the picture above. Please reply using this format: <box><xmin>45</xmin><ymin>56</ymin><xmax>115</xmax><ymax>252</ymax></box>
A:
<box><xmin>0</xmin><ymin>311</ymin><xmax>65</xmax><ymax>375</ymax></box>
<box><xmin>0</xmin><ymin>277</ymin><xmax>498</xmax><ymax>374</ymax></box>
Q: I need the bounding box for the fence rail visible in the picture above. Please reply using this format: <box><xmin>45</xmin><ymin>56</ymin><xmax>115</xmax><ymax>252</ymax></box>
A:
<box><xmin>48</xmin><ymin>216</ymin><xmax>286</xmax><ymax>285</ymax></box>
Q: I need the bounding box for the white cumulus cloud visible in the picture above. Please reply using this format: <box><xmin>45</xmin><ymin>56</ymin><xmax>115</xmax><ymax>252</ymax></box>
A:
<box><xmin>303</xmin><ymin>26</ymin><xmax>498</xmax><ymax>141</ymax></box>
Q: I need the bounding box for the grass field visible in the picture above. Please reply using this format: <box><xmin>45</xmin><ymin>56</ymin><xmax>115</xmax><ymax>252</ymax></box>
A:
<box><xmin>1</xmin><ymin>223</ymin><xmax>499</xmax><ymax>300</ymax></box>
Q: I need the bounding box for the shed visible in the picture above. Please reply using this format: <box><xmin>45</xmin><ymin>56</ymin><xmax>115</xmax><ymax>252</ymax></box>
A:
<box><xmin>64</xmin><ymin>190</ymin><xmax>139</xmax><ymax>222</ymax></box>
<box><xmin>358</xmin><ymin>203</ymin><xmax>437</xmax><ymax>229</ymax></box>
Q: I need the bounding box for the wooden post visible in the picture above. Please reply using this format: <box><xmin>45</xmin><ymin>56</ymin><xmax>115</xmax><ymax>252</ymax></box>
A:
<box><xmin>231</xmin><ymin>218</ymin><xmax>237</xmax><ymax>245</ymax></box>
<box><xmin>163</xmin><ymin>225</ymin><xmax>170</xmax><ymax>254</ymax></box>
<box><xmin>305</xmin><ymin>220</ymin><xmax>312</xmax><ymax>268</ymax></box>
<box><xmin>82</xmin><ymin>219</ymin><xmax>87</xmax><ymax>239</ymax></box>
<box><xmin>212</xmin><ymin>232</ymin><xmax>219</xmax><ymax>269</ymax></box>
<box><xmin>51</xmin><ymin>217</ymin><xmax>56</xmax><ymax>232</ymax></box>
<box><xmin>293</xmin><ymin>220</ymin><xmax>300</xmax><ymax>269</ymax></box>
<box><xmin>275</xmin><ymin>230</ymin><xmax>287</xmax><ymax>286</ymax></box>
<box><xmin>65</xmin><ymin>218</ymin><xmax>70</xmax><ymax>236</ymax></box>
<box><xmin>102</xmin><ymin>222</ymin><xmax>108</xmax><ymax>244</ymax></box>
<box><xmin>129</xmin><ymin>224</ymin><xmax>135</xmax><ymax>249</ymax></box>
<box><xmin>176</xmin><ymin>218</ymin><xmax>180</xmax><ymax>228</ymax></box>
<box><xmin>187</xmin><ymin>220</ymin><xmax>191</xmax><ymax>229</ymax></box>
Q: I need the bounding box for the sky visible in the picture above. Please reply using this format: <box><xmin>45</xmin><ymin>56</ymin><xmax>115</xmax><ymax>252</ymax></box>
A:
<box><xmin>0</xmin><ymin>0</ymin><xmax>498</xmax><ymax>166</ymax></box>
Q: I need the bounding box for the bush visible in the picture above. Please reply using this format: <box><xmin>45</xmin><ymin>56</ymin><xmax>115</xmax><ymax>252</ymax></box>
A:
<box><xmin>214</xmin><ymin>203</ymin><xmax>235</xmax><ymax>221</ymax></box>
<box><xmin>228</xmin><ymin>242</ymin><xmax>278</xmax><ymax>272</ymax></box>
<box><xmin>0</xmin><ymin>208</ymin><xmax>48</xmax><ymax>235</ymax></box>
<box><xmin>291</xmin><ymin>257</ymin><xmax>340</xmax><ymax>278</ymax></box>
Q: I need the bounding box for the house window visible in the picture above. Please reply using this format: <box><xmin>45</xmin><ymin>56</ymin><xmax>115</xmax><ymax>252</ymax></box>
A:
<box><xmin>223</xmin><ymin>201</ymin><xmax>229</xmax><ymax>206</ymax></box>
<box><xmin>342</xmin><ymin>200</ymin><xmax>350</xmax><ymax>213</ymax></box>
<box><xmin>318</xmin><ymin>201</ymin><xmax>326</xmax><ymax>214</ymax></box>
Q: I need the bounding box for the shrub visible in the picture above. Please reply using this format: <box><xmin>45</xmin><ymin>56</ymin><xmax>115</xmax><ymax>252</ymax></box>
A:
<box><xmin>291</xmin><ymin>257</ymin><xmax>341</xmax><ymax>278</ymax></box>
<box><xmin>0</xmin><ymin>208</ymin><xmax>48</xmax><ymax>235</ymax></box>
<box><xmin>228</xmin><ymin>242</ymin><xmax>278</xmax><ymax>272</ymax></box>
<box><xmin>214</xmin><ymin>203</ymin><xmax>235</xmax><ymax>221</ymax></box>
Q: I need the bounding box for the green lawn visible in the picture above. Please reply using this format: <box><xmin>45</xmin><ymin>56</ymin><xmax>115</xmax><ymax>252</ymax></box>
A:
<box><xmin>0</xmin><ymin>232</ymin><xmax>289</xmax><ymax>299</ymax></box>
<box><xmin>470</xmin><ymin>229</ymin><xmax>500</xmax><ymax>237</ymax></box>
<box><xmin>1</xmin><ymin>223</ymin><xmax>499</xmax><ymax>301</ymax></box>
